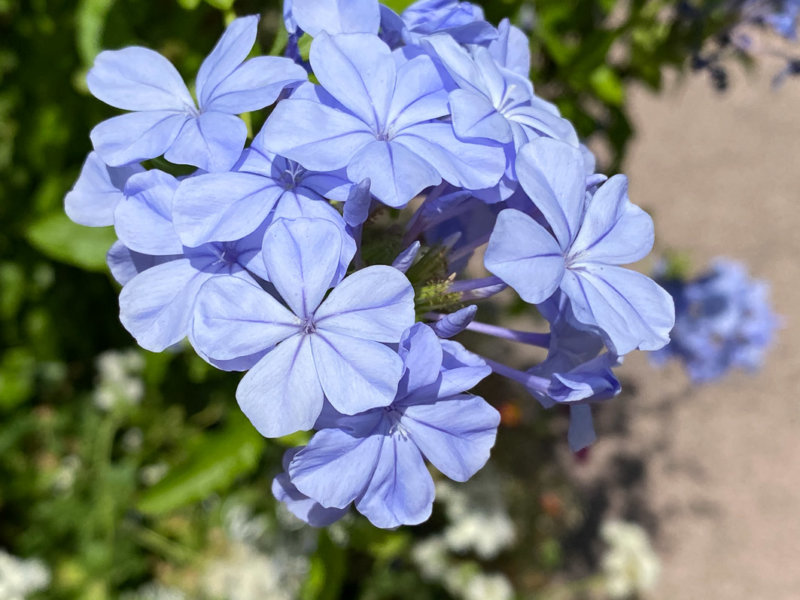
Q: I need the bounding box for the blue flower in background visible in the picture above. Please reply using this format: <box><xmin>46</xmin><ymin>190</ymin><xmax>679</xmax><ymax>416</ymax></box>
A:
<box><xmin>274</xmin><ymin>323</ymin><xmax>498</xmax><ymax>528</ymax></box>
<box><xmin>260</xmin><ymin>32</ymin><xmax>505</xmax><ymax>208</ymax></box>
<box><xmin>192</xmin><ymin>218</ymin><xmax>416</xmax><ymax>437</ymax></box>
<box><xmin>651</xmin><ymin>259</ymin><xmax>779</xmax><ymax>383</ymax></box>
<box><xmin>485</xmin><ymin>138</ymin><xmax>675</xmax><ymax>355</ymax></box>
<box><xmin>88</xmin><ymin>16</ymin><xmax>306</xmax><ymax>171</ymax></box>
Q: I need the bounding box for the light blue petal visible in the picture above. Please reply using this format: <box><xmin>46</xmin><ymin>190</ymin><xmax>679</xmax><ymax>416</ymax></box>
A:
<box><xmin>386</xmin><ymin>54</ymin><xmax>449</xmax><ymax>133</ymax></box>
<box><xmin>423</xmin><ymin>33</ymin><xmax>484</xmax><ymax>94</ymax></box>
<box><xmin>192</xmin><ymin>277</ymin><xmax>300</xmax><ymax>361</ymax></box>
<box><xmin>237</xmin><ymin>334</ymin><xmax>324</xmax><ymax>437</ymax></box>
<box><xmin>402</xmin><ymin>394</ymin><xmax>499</xmax><ymax>481</ymax></box>
<box><xmin>484</xmin><ymin>208</ymin><xmax>565</xmax><ymax>304</ymax></box>
<box><xmin>516</xmin><ymin>138</ymin><xmax>587</xmax><ymax>249</ymax></box>
<box><xmin>196</xmin><ymin>15</ymin><xmax>259</xmax><ymax>109</ymax></box>
<box><xmin>567</xmin><ymin>404</ymin><xmax>596</xmax><ymax>452</ymax></box>
<box><xmin>449</xmin><ymin>88</ymin><xmax>511</xmax><ymax>144</ymax></box>
<box><xmin>88</xmin><ymin>47</ymin><xmax>194</xmax><ymax>111</ymax></box>
<box><xmin>395</xmin><ymin>121</ymin><xmax>505</xmax><ymax>192</ymax></box>
<box><xmin>90</xmin><ymin>111</ymin><xmax>189</xmax><ymax>167</ymax></box>
<box><xmin>165</xmin><ymin>111</ymin><xmax>247</xmax><ymax>172</ymax></box>
<box><xmin>391</xmin><ymin>241</ymin><xmax>421</xmax><ymax>273</ymax></box>
<box><xmin>269</xmin><ymin>192</ymin><xmax>356</xmax><ymax>285</ymax></box>
<box><xmin>65</xmin><ymin>152</ymin><xmax>143</xmax><ymax>227</ymax></box>
<box><xmin>489</xmin><ymin>19</ymin><xmax>530</xmax><ymax>77</ymax></box>
<box><xmin>397</xmin><ymin>323</ymin><xmax>443</xmax><ymax>396</ymax></box>
<box><xmin>289</xmin><ymin>417</ymin><xmax>385</xmax><ymax>508</ymax></box>
<box><xmin>315</xmin><ymin>265</ymin><xmax>415</xmax><ymax>342</ymax></box>
<box><xmin>439</xmin><ymin>339</ymin><xmax>492</xmax><ymax>397</ymax></box>
<box><xmin>561</xmin><ymin>265</ymin><xmax>675</xmax><ymax>355</ymax></box>
<box><xmin>310</xmin><ymin>331</ymin><xmax>403</xmax><ymax>414</ymax></box>
<box><xmin>343</xmin><ymin>178</ymin><xmax>372</xmax><ymax>227</ymax></box>
<box><xmin>310</xmin><ymin>33</ymin><xmax>395</xmax><ymax>131</ymax></box>
<box><xmin>292</xmin><ymin>0</ymin><xmax>381</xmax><ymax>36</ymax></box>
<box><xmin>119</xmin><ymin>258</ymin><xmax>221</xmax><ymax>351</ymax></box>
<box><xmin>259</xmin><ymin>99</ymin><xmax>374</xmax><ymax>172</ymax></box>
<box><xmin>355</xmin><ymin>434</ymin><xmax>434</xmax><ymax>528</ymax></box>
<box><xmin>433</xmin><ymin>305</ymin><xmax>477</xmax><ymax>339</ymax></box>
<box><xmin>114</xmin><ymin>170</ymin><xmax>182</xmax><ymax>255</ymax></box>
<box><xmin>106</xmin><ymin>242</ymin><xmax>181</xmax><ymax>286</ymax></box>
<box><xmin>173</xmin><ymin>172</ymin><xmax>284</xmax><ymax>247</ymax></box>
<box><xmin>203</xmin><ymin>56</ymin><xmax>307</xmax><ymax>113</ymax></box>
<box><xmin>272</xmin><ymin>473</ymin><xmax>348</xmax><ymax>527</ymax></box>
<box><xmin>506</xmin><ymin>104</ymin><xmax>580</xmax><ymax>149</ymax></box>
<box><xmin>263</xmin><ymin>218</ymin><xmax>343</xmax><ymax>317</ymax></box>
<box><xmin>347</xmin><ymin>140</ymin><xmax>440</xmax><ymax>208</ymax></box>
<box><xmin>569</xmin><ymin>175</ymin><xmax>654</xmax><ymax>265</ymax></box>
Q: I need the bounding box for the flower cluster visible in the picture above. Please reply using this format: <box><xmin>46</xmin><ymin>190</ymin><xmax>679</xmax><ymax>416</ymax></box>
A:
<box><xmin>65</xmin><ymin>0</ymin><xmax>675</xmax><ymax>528</ymax></box>
<box><xmin>651</xmin><ymin>258</ymin><xmax>778</xmax><ymax>383</ymax></box>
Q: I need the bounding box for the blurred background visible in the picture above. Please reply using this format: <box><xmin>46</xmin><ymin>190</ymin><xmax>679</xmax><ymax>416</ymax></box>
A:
<box><xmin>0</xmin><ymin>0</ymin><xmax>797</xmax><ymax>598</ymax></box>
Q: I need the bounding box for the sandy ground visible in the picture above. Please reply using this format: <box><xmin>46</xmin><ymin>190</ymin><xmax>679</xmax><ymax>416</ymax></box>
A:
<box><xmin>584</xmin><ymin>65</ymin><xmax>800</xmax><ymax>598</ymax></box>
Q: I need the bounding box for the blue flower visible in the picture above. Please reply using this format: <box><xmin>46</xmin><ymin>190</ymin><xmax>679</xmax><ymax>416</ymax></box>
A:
<box><xmin>651</xmin><ymin>259</ymin><xmax>779</xmax><ymax>383</ymax></box>
<box><xmin>274</xmin><ymin>323</ymin><xmax>497</xmax><ymax>528</ymax></box>
<box><xmin>485</xmin><ymin>138</ymin><xmax>675</xmax><ymax>355</ymax></box>
<box><xmin>110</xmin><ymin>169</ymin><xmax>265</xmax><ymax>353</ymax></box>
<box><xmin>88</xmin><ymin>16</ymin><xmax>306</xmax><ymax>171</ymax></box>
<box><xmin>172</xmin><ymin>127</ymin><xmax>353</xmax><ymax>248</ymax></box>
<box><xmin>192</xmin><ymin>218</ymin><xmax>416</xmax><ymax>437</ymax></box>
<box><xmin>260</xmin><ymin>32</ymin><xmax>505</xmax><ymax>208</ymax></box>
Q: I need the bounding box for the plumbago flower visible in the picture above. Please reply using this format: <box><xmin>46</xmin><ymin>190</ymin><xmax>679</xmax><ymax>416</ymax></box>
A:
<box><xmin>192</xmin><ymin>218</ymin><xmax>415</xmax><ymax>437</ymax></box>
<box><xmin>273</xmin><ymin>323</ymin><xmax>499</xmax><ymax>528</ymax></box>
<box><xmin>88</xmin><ymin>16</ymin><xmax>306</xmax><ymax>171</ymax></box>
<box><xmin>65</xmin><ymin>0</ymin><xmax>683</xmax><ymax>528</ymax></box>
<box><xmin>260</xmin><ymin>31</ymin><xmax>505</xmax><ymax>207</ymax></box>
<box><xmin>485</xmin><ymin>138</ymin><xmax>675</xmax><ymax>355</ymax></box>
<box><xmin>651</xmin><ymin>259</ymin><xmax>779</xmax><ymax>383</ymax></box>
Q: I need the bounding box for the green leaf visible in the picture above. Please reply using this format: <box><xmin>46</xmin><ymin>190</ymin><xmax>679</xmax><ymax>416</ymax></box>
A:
<box><xmin>301</xmin><ymin>531</ymin><xmax>346</xmax><ymax>600</ymax></box>
<box><xmin>0</xmin><ymin>348</ymin><xmax>36</xmax><ymax>410</ymax></box>
<box><xmin>589</xmin><ymin>65</ymin><xmax>625</xmax><ymax>107</ymax></box>
<box><xmin>25</xmin><ymin>212</ymin><xmax>117</xmax><ymax>272</ymax></box>
<box><xmin>136</xmin><ymin>413</ymin><xmax>266</xmax><ymax>515</ymax></box>
<box><xmin>176</xmin><ymin>0</ymin><xmax>202</xmax><ymax>9</ymax></box>
<box><xmin>76</xmin><ymin>0</ymin><xmax>116</xmax><ymax>67</ymax></box>
<box><xmin>381</xmin><ymin>0</ymin><xmax>415</xmax><ymax>12</ymax></box>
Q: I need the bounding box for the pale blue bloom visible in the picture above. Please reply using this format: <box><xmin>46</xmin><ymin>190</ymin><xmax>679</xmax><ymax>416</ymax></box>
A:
<box><xmin>651</xmin><ymin>259</ymin><xmax>779</xmax><ymax>382</ymax></box>
<box><xmin>275</xmin><ymin>323</ymin><xmax>497</xmax><ymax>528</ymax></box>
<box><xmin>485</xmin><ymin>138</ymin><xmax>675</xmax><ymax>355</ymax></box>
<box><xmin>192</xmin><ymin>218</ymin><xmax>416</xmax><ymax>437</ymax></box>
<box><xmin>260</xmin><ymin>32</ymin><xmax>505</xmax><ymax>208</ymax></box>
<box><xmin>88</xmin><ymin>16</ymin><xmax>306</xmax><ymax>171</ymax></box>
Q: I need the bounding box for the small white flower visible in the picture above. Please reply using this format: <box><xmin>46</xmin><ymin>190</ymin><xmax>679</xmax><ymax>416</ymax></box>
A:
<box><xmin>121</xmin><ymin>583</ymin><xmax>186</xmax><ymax>600</ymax></box>
<box><xmin>461</xmin><ymin>573</ymin><xmax>514</xmax><ymax>600</ymax></box>
<box><xmin>93</xmin><ymin>349</ymin><xmax>145</xmax><ymax>412</ymax></box>
<box><xmin>600</xmin><ymin>520</ymin><xmax>660</xmax><ymax>599</ymax></box>
<box><xmin>140</xmin><ymin>463</ymin><xmax>169</xmax><ymax>486</ymax></box>
<box><xmin>0</xmin><ymin>550</ymin><xmax>50</xmax><ymax>599</ymax></box>
<box><xmin>436</xmin><ymin>477</ymin><xmax>516</xmax><ymax>560</ymax></box>
<box><xmin>411</xmin><ymin>536</ymin><xmax>451</xmax><ymax>581</ymax></box>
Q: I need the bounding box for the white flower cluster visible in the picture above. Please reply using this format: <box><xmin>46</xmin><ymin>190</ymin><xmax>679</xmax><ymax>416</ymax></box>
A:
<box><xmin>600</xmin><ymin>520</ymin><xmax>661</xmax><ymax>599</ymax></box>
<box><xmin>412</xmin><ymin>538</ymin><xmax>514</xmax><ymax>600</ymax></box>
<box><xmin>121</xmin><ymin>583</ymin><xmax>186</xmax><ymax>600</ymax></box>
<box><xmin>0</xmin><ymin>550</ymin><xmax>50</xmax><ymax>600</ymax></box>
<box><xmin>436</xmin><ymin>478</ymin><xmax>516</xmax><ymax>560</ymax></box>
<box><xmin>93</xmin><ymin>348</ymin><xmax>145</xmax><ymax>412</ymax></box>
<box><xmin>411</xmin><ymin>474</ymin><xmax>517</xmax><ymax>600</ymax></box>
<box><xmin>202</xmin><ymin>542</ymin><xmax>308</xmax><ymax>600</ymax></box>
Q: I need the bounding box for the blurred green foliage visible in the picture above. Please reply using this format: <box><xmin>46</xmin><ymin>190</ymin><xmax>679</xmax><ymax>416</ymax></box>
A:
<box><xmin>0</xmin><ymin>0</ymin><xmax>732</xmax><ymax>598</ymax></box>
